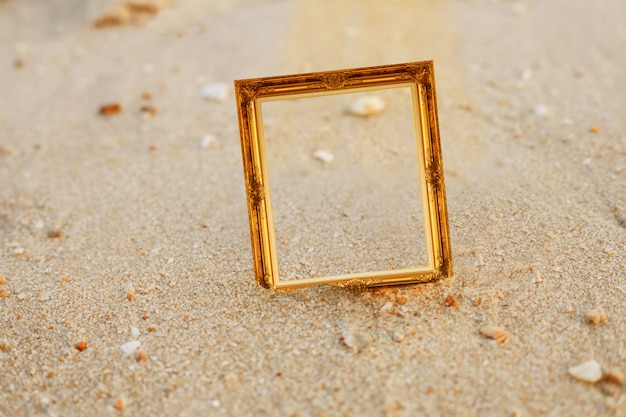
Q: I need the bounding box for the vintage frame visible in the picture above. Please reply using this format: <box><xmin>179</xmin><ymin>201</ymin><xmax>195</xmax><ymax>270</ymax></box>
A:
<box><xmin>234</xmin><ymin>60</ymin><xmax>452</xmax><ymax>291</ymax></box>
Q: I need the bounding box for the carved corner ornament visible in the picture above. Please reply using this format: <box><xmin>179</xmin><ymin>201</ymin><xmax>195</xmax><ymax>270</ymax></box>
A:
<box><xmin>234</xmin><ymin>61</ymin><xmax>452</xmax><ymax>291</ymax></box>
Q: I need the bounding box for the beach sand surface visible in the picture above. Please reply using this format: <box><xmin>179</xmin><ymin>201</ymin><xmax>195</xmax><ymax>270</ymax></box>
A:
<box><xmin>0</xmin><ymin>0</ymin><xmax>624</xmax><ymax>415</ymax></box>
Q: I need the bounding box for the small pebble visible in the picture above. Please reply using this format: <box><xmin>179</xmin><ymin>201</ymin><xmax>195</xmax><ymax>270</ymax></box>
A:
<box><xmin>120</xmin><ymin>341</ymin><xmax>141</xmax><ymax>355</ymax></box>
<box><xmin>47</xmin><ymin>230</ymin><xmax>62</xmax><ymax>238</ymax></box>
<box><xmin>136</xmin><ymin>351</ymin><xmax>148</xmax><ymax>363</ymax></box>
<box><xmin>113</xmin><ymin>398</ymin><xmax>124</xmax><ymax>410</ymax></box>
<box><xmin>342</xmin><ymin>329</ymin><xmax>371</xmax><ymax>352</ymax></box>
<box><xmin>533</xmin><ymin>105</ymin><xmax>549</xmax><ymax>117</ymax></box>
<box><xmin>590</xmin><ymin>125</ymin><xmax>599</xmax><ymax>133</ymax></box>
<box><xmin>201</xmin><ymin>134</ymin><xmax>217</xmax><ymax>149</ymax></box>
<box><xmin>586</xmin><ymin>307</ymin><xmax>606</xmax><ymax>325</ymax></box>
<box><xmin>392</xmin><ymin>331</ymin><xmax>405</xmax><ymax>342</ymax></box>
<box><xmin>0</xmin><ymin>277</ymin><xmax>5</xmax><ymax>285</ymax></box>
<box><xmin>479</xmin><ymin>325</ymin><xmax>509</xmax><ymax>343</ymax></box>
<box><xmin>140</xmin><ymin>105</ymin><xmax>157</xmax><ymax>117</ymax></box>
<box><xmin>444</xmin><ymin>294</ymin><xmax>459</xmax><ymax>307</ymax></box>
<box><xmin>16</xmin><ymin>293</ymin><xmax>26</xmax><ymax>301</ymax></box>
<box><xmin>568</xmin><ymin>359</ymin><xmax>602</xmax><ymax>383</ymax></box>
<box><xmin>348</xmin><ymin>95</ymin><xmax>385</xmax><ymax>117</ymax></box>
<box><xmin>75</xmin><ymin>341</ymin><xmax>88</xmax><ymax>352</ymax></box>
<box><xmin>130</xmin><ymin>326</ymin><xmax>140</xmax><ymax>337</ymax></box>
<box><xmin>313</xmin><ymin>150</ymin><xmax>334</xmax><ymax>163</ymax></box>
<box><xmin>211</xmin><ymin>399</ymin><xmax>220</xmax><ymax>408</ymax></box>
<box><xmin>99</xmin><ymin>103</ymin><xmax>122</xmax><ymax>116</ymax></box>
<box><xmin>201</xmin><ymin>83</ymin><xmax>229</xmax><ymax>101</ymax></box>
<box><xmin>520</xmin><ymin>69</ymin><xmax>533</xmax><ymax>81</ymax></box>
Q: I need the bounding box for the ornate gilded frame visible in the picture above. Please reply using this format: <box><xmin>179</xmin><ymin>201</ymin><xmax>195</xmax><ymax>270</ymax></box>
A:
<box><xmin>234</xmin><ymin>60</ymin><xmax>451</xmax><ymax>290</ymax></box>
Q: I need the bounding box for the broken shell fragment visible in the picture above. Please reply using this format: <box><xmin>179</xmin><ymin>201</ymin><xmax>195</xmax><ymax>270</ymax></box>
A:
<box><xmin>479</xmin><ymin>325</ymin><xmax>509</xmax><ymax>343</ymax></box>
<box><xmin>568</xmin><ymin>360</ymin><xmax>602</xmax><ymax>383</ymax></box>
<box><xmin>313</xmin><ymin>150</ymin><xmax>334</xmax><ymax>163</ymax></box>
<box><xmin>586</xmin><ymin>307</ymin><xmax>606</xmax><ymax>325</ymax></box>
<box><xmin>342</xmin><ymin>329</ymin><xmax>371</xmax><ymax>352</ymax></box>
<box><xmin>348</xmin><ymin>95</ymin><xmax>385</xmax><ymax>117</ymax></box>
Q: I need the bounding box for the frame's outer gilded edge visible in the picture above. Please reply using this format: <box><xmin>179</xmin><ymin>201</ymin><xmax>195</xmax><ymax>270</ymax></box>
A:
<box><xmin>234</xmin><ymin>60</ymin><xmax>452</xmax><ymax>290</ymax></box>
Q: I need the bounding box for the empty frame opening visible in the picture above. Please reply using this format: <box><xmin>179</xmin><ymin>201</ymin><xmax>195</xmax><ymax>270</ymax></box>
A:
<box><xmin>258</xmin><ymin>85</ymin><xmax>429</xmax><ymax>282</ymax></box>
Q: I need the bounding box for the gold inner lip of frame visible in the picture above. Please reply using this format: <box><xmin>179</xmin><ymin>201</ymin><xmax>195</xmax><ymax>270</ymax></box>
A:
<box><xmin>235</xmin><ymin>61</ymin><xmax>452</xmax><ymax>291</ymax></box>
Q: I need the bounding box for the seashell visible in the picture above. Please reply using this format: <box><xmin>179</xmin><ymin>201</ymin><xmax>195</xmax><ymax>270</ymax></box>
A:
<box><xmin>342</xmin><ymin>329</ymin><xmax>371</xmax><ymax>352</ymax></box>
<box><xmin>380</xmin><ymin>301</ymin><xmax>393</xmax><ymax>312</ymax></box>
<box><xmin>479</xmin><ymin>325</ymin><xmax>509</xmax><ymax>343</ymax></box>
<box><xmin>533</xmin><ymin>105</ymin><xmax>549</xmax><ymax>117</ymax></box>
<box><xmin>392</xmin><ymin>331</ymin><xmax>405</xmax><ymax>343</ymax></box>
<box><xmin>313</xmin><ymin>150</ymin><xmax>334</xmax><ymax>163</ymax></box>
<box><xmin>348</xmin><ymin>95</ymin><xmax>385</xmax><ymax>117</ymax></box>
<box><xmin>568</xmin><ymin>360</ymin><xmax>602</xmax><ymax>383</ymax></box>
<box><xmin>586</xmin><ymin>307</ymin><xmax>606</xmax><ymax>325</ymax></box>
<box><xmin>120</xmin><ymin>340</ymin><xmax>141</xmax><ymax>355</ymax></box>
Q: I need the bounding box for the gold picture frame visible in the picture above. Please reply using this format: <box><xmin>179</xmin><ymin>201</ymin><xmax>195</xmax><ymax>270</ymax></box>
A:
<box><xmin>234</xmin><ymin>60</ymin><xmax>452</xmax><ymax>291</ymax></box>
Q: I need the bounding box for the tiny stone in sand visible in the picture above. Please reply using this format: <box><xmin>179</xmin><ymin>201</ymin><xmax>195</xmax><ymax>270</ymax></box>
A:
<box><xmin>120</xmin><ymin>341</ymin><xmax>141</xmax><ymax>355</ymax></box>
<box><xmin>568</xmin><ymin>359</ymin><xmax>602</xmax><ymax>383</ymax></box>
<box><xmin>348</xmin><ymin>95</ymin><xmax>385</xmax><ymax>117</ymax></box>
<box><xmin>201</xmin><ymin>82</ymin><xmax>229</xmax><ymax>101</ymax></box>
<box><xmin>533</xmin><ymin>105</ymin><xmax>549</xmax><ymax>117</ymax></box>
<box><xmin>479</xmin><ymin>325</ymin><xmax>509</xmax><ymax>343</ymax></box>
<box><xmin>586</xmin><ymin>307</ymin><xmax>606</xmax><ymax>325</ymax></box>
<box><xmin>313</xmin><ymin>150</ymin><xmax>334</xmax><ymax>163</ymax></box>
<box><xmin>342</xmin><ymin>329</ymin><xmax>371</xmax><ymax>353</ymax></box>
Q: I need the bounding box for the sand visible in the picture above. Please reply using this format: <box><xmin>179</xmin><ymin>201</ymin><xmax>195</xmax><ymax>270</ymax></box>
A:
<box><xmin>0</xmin><ymin>0</ymin><xmax>624</xmax><ymax>415</ymax></box>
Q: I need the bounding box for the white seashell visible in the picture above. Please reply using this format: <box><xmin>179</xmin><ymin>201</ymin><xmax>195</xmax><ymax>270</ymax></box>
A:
<box><xmin>479</xmin><ymin>325</ymin><xmax>509</xmax><ymax>343</ymax></box>
<box><xmin>533</xmin><ymin>105</ymin><xmax>549</xmax><ymax>117</ymax></box>
<box><xmin>568</xmin><ymin>360</ymin><xmax>602</xmax><ymax>383</ymax></box>
<box><xmin>313</xmin><ymin>150</ymin><xmax>334</xmax><ymax>163</ymax></box>
<box><xmin>200</xmin><ymin>134</ymin><xmax>217</xmax><ymax>149</ymax></box>
<box><xmin>392</xmin><ymin>331</ymin><xmax>405</xmax><ymax>342</ymax></box>
<box><xmin>342</xmin><ymin>329</ymin><xmax>371</xmax><ymax>352</ymax></box>
<box><xmin>348</xmin><ymin>95</ymin><xmax>385</xmax><ymax>117</ymax></box>
<box><xmin>120</xmin><ymin>341</ymin><xmax>141</xmax><ymax>355</ymax></box>
<box><xmin>201</xmin><ymin>82</ymin><xmax>229</xmax><ymax>101</ymax></box>
<box><xmin>380</xmin><ymin>301</ymin><xmax>393</xmax><ymax>312</ymax></box>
